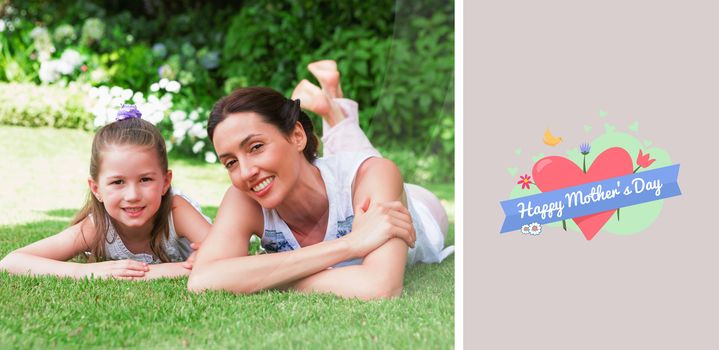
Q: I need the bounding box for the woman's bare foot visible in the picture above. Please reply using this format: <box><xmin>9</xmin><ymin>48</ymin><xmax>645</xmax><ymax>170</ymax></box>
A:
<box><xmin>291</xmin><ymin>79</ymin><xmax>345</xmax><ymax>127</ymax></box>
<box><xmin>308</xmin><ymin>60</ymin><xmax>343</xmax><ymax>99</ymax></box>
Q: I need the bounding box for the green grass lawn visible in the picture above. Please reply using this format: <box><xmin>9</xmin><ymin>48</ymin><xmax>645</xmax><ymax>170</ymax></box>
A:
<box><xmin>0</xmin><ymin>126</ymin><xmax>454</xmax><ymax>349</ymax></box>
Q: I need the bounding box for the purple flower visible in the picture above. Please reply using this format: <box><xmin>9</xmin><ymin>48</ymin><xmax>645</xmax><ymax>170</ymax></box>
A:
<box><xmin>580</xmin><ymin>142</ymin><xmax>591</xmax><ymax>155</ymax></box>
<box><xmin>116</xmin><ymin>104</ymin><xmax>142</xmax><ymax>121</ymax></box>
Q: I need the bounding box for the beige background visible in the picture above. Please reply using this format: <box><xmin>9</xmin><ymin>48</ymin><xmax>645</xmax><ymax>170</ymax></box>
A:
<box><xmin>464</xmin><ymin>1</ymin><xmax>719</xmax><ymax>348</ymax></box>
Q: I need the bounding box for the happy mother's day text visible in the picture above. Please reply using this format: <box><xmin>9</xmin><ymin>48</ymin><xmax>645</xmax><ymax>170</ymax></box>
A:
<box><xmin>499</xmin><ymin>165</ymin><xmax>681</xmax><ymax>233</ymax></box>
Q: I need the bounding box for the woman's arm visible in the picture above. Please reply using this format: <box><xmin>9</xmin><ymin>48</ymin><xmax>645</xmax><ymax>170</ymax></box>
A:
<box><xmin>0</xmin><ymin>219</ymin><xmax>148</xmax><ymax>279</ymax></box>
<box><xmin>187</xmin><ymin>185</ymin><xmax>414</xmax><ymax>294</ymax></box>
<box><xmin>290</xmin><ymin>157</ymin><xmax>412</xmax><ymax>299</ymax></box>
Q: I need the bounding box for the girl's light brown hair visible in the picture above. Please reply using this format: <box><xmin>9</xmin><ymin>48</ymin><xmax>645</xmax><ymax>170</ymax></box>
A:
<box><xmin>72</xmin><ymin>117</ymin><xmax>173</xmax><ymax>262</ymax></box>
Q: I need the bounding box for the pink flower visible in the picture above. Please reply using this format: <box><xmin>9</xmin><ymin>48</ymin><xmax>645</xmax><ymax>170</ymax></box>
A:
<box><xmin>634</xmin><ymin>150</ymin><xmax>656</xmax><ymax>173</ymax></box>
<box><xmin>517</xmin><ymin>174</ymin><xmax>534</xmax><ymax>190</ymax></box>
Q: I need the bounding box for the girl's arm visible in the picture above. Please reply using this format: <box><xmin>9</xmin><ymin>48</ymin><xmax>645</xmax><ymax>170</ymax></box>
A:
<box><xmin>171</xmin><ymin>194</ymin><xmax>212</xmax><ymax>244</ymax></box>
<box><xmin>0</xmin><ymin>219</ymin><xmax>148</xmax><ymax>279</ymax></box>
<box><xmin>187</xmin><ymin>185</ymin><xmax>414</xmax><ymax>294</ymax></box>
<box><xmin>136</xmin><ymin>195</ymin><xmax>213</xmax><ymax>280</ymax></box>
<box><xmin>289</xmin><ymin>158</ymin><xmax>413</xmax><ymax>300</ymax></box>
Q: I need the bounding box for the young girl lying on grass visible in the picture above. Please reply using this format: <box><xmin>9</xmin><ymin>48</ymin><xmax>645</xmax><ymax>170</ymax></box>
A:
<box><xmin>0</xmin><ymin>106</ymin><xmax>211</xmax><ymax>280</ymax></box>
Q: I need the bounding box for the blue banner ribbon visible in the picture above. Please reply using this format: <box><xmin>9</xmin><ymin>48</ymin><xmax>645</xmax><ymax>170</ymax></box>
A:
<box><xmin>499</xmin><ymin>164</ymin><xmax>681</xmax><ymax>233</ymax></box>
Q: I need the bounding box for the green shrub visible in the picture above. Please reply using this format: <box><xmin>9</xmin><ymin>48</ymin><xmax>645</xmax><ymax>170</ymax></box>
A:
<box><xmin>222</xmin><ymin>0</ymin><xmax>395</xmax><ymax>92</ymax></box>
<box><xmin>1</xmin><ymin>0</ymin><xmax>454</xmax><ymax>183</ymax></box>
<box><xmin>223</xmin><ymin>0</ymin><xmax>454</xmax><ymax>182</ymax></box>
<box><xmin>0</xmin><ymin>82</ymin><xmax>94</xmax><ymax>129</ymax></box>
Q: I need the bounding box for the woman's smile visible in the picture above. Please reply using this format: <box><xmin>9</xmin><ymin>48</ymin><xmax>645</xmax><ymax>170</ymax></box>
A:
<box><xmin>251</xmin><ymin>176</ymin><xmax>275</xmax><ymax>196</ymax></box>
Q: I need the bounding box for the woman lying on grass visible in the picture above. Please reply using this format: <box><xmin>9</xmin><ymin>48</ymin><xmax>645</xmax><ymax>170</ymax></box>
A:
<box><xmin>0</xmin><ymin>107</ymin><xmax>211</xmax><ymax>280</ymax></box>
<box><xmin>188</xmin><ymin>61</ymin><xmax>453</xmax><ymax>299</ymax></box>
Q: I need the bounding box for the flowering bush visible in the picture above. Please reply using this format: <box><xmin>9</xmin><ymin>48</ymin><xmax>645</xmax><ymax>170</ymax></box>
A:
<box><xmin>0</xmin><ymin>82</ymin><xmax>94</xmax><ymax>129</ymax></box>
<box><xmin>84</xmin><ymin>79</ymin><xmax>216</xmax><ymax>162</ymax></box>
<box><xmin>0</xmin><ymin>0</ymin><xmax>454</xmax><ymax>181</ymax></box>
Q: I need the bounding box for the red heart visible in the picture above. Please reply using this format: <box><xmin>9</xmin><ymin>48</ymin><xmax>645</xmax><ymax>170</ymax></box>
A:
<box><xmin>531</xmin><ymin>147</ymin><xmax>633</xmax><ymax>240</ymax></box>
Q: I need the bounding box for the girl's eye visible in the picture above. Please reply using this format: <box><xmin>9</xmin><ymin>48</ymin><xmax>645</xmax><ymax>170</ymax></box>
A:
<box><xmin>224</xmin><ymin>160</ymin><xmax>237</xmax><ymax>169</ymax></box>
<box><xmin>111</xmin><ymin>180</ymin><xmax>124</xmax><ymax>185</ymax></box>
<box><xmin>141</xmin><ymin>177</ymin><xmax>152</xmax><ymax>182</ymax></box>
<box><xmin>250</xmin><ymin>143</ymin><xmax>263</xmax><ymax>152</ymax></box>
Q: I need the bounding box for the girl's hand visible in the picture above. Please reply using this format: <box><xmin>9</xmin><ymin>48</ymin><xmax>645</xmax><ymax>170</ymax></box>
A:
<box><xmin>347</xmin><ymin>199</ymin><xmax>416</xmax><ymax>258</ymax></box>
<box><xmin>78</xmin><ymin>259</ymin><xmax>149</xmax><ymax>280</ymax></box>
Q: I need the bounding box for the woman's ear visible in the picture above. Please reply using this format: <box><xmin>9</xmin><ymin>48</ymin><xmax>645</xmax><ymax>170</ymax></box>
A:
<box><xmin>163</xmin><ymin>169</ymin><xmax>173</xmax><ymax>195</ymax></box>
<box><xmin>291</xmin><ymin>121</ymin><xmax>307</xmax><ymax>152</ymax></box>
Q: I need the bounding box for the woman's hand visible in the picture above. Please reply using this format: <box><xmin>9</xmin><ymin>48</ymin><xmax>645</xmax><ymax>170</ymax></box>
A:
<box><xmin>77</xmin><ymin>259</ymin><xmax>149</xmax><ymax>280</ymax></box>
<box><xmin>182</xmin><ymin>242</ymin><xmax>201</xmax><ymax>270</ymax></box>
<box><xmin>347</xmin><ymin>199</ymin><xmax>416</xmax><ymax>258</ymax></box>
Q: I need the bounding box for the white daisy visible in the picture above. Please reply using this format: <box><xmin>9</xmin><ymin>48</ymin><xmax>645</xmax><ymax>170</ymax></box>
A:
<box><xmin>529</xmin><ymin>222</ymin><xmax>542</xmax><ymax>235</ymax></box>
<box><xmin>521</xmin><ymin>224</ymin><xmax>531</xmax><ymax>234</ymax></box>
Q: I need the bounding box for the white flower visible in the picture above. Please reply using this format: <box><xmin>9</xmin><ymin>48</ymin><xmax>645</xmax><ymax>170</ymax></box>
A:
<box><xmin>188</xmin><ymin>123</ymin><xmax>207</xmax><ymax>139</ymax></box>
<box><xmin>55</xmin><ymin>60</ymin><xmax>74</xmax><ymax>75</ymax></box>
<box><xmin>205</xmin><ymin>152</ymin><xmax>217</xmax><ymax>163</ymax></box>
<box><xmin>520</xmin><ymin>224</ymin><xmax>530</xmax><ymax>234</ymax></box>
<box><xmin>192</xmin><ymin>141</ymin><xmax>205</xmax><ymax>154</ymax></box>
<box><xmin>150</xmin><ymin>83</ymin><xmax>160</xmax><ymax>92</ymax></box>
<box><xmin>93</xmin><ymin>114</ymin><xmax>107</xmax><ymax>128</ymax></box>
<box><xmin>132</xmin><ymin>92</ymin><xmax>145</xmax><ymax>104</ymax></box>
<box><xmin>120</xmin><ymin>89</ymin><xmax>133</xmax><ymax>101</ymax></box>
<box><xmin>110</xmin><ymin>86</ymin><xmax>124</xmax><ymax>97</ymax></box>
<box><xmin>159</xmin><ymin>78</ymin><xmax>169</xmax><ymax>89</ymax></box>
<box><xmin>165</xmin><ymin>80</ymin><xmax>181</xmax><ymax>93</ymax></box>
<box><xmin>38</xmin><ymin>60</ymin><xmax>60</xmax><ymax>83</ymax></box>
<box><xmin>160</xmin><ymin>94</ymin><xmax>173</xmax><ymax>104</ymax></box>
<box><xmin>0</xmin><ymin>20</ymin><xmax>6</xmax><ymax>33</ymax></box>
<box><xmin>173</xmin><ymin>120</ymin><xmax>193</xmax><ymax>141</ymax></box>
<box><xmin>60</xmin><ymin>49</ymin><xmax>83</xmax><ymax>68</ymax></box>
<box><xmin>528</xmin><ymin>222</ymin><xmax>542</xmax><ymax>235</ymax></box>
<box><xmin>189</xmin><ymin>110</ymin><xmax>199</xmax><ymax>121</ymax></box>
<box><xmin>170</xmin><ymin>110</ymin><xmax>187</xmax><ymax>123</ymax></box>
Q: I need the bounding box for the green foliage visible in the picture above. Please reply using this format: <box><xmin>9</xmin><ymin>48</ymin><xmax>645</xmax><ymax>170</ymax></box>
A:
<box><xmin>107</xmin><ymin>44</ymin><xmax>156</xmax><ymax>91</ymax></box>
<box><xmin>222</xmin><ymin>0</ymin><xmax>395</xmax><ymax>92</ymax></box>
<box><xmin>0</xmin><ymin>83</ymin><xmax>94</xmax><ymax>129</ymax></box>
<box><xmin>224</xmin><ymin>0</ymin><xmax>454</xmax><ymax>182</ymax></box>
<box><xmin>1</xmin><ymin>0</ymin><xmax>455</xmax><ymax>183</ymax></box>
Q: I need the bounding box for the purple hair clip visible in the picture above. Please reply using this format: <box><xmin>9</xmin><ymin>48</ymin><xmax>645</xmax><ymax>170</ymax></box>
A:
<box><xmin>116</xmin><ymin>104</ymin><xmax>142</xmax><ymax>121</ymax></box>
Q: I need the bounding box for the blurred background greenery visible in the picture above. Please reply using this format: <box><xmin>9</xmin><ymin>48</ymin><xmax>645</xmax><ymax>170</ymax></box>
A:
<box><xmin>0</xmin><ymin>0</ymin><xmax>454</xmax><ymax>184</ymax></box>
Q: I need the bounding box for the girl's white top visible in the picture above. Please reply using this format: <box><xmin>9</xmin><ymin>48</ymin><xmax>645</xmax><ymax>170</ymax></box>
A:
<box><xmin>260</xmin><ymin>151</ymin><xmax>454</xmax><ymax>267</ymax></box>
<box><xmin>103</xmin><ymin>189</ymin><xmax>210</xmax><ymax>264</ymax></box>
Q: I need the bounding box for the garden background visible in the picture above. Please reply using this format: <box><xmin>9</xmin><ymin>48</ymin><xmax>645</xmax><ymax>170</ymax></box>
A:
<box><xmin>0</xmin><ymin>0</ymin><xmax>455</xmax><ymax>348</ymax></box>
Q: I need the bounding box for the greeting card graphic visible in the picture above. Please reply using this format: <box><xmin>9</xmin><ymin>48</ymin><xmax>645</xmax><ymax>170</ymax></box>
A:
<box><xmin>500</xmin><ymin>114</ymin><xmax>681</xmax><ymax>240</ymax></box>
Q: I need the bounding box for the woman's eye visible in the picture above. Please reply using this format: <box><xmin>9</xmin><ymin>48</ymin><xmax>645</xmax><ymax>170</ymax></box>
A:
<box><xmin>250</xmin><ymin>143</ymin><xmax>263</xmax><ymax>152</ymax></box>
<box><xmin>224</xmin><ymin>160</ymin><xmax>237</xmax><ymax>169</ymax></box>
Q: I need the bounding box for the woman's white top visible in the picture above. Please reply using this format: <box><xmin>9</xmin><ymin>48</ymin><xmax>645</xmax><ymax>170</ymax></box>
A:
<box><xmin>260</xmin><ymin>152</ymin><xmax>454</xmax><ymax>267</ymax></box>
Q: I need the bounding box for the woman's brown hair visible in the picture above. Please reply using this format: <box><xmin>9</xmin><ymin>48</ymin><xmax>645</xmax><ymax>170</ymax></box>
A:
<box><xmin>72</xmin><ymin>117</ymin><xmax>173</xmax><ymax>262</ymax></box>
<box><xmin>207</xmin><ymin>87</ymin><xmax>319</xmax><ymax>163</ymax></box>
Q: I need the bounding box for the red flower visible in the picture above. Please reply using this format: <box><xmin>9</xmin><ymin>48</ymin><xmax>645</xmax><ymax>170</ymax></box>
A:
<box><xmin>517</xmin><ymin>174</ymin><xmax>534</xmax><ymax>190</ymax></box>
<box><xmin>81</xmin><ymin>65</ymin><xmax>88</xmax><ymax>72</ymax></box>
<box><xmin>636</xmin><ymin>150</ymin><xmax>656</xmax><ymax>169</ymax></box>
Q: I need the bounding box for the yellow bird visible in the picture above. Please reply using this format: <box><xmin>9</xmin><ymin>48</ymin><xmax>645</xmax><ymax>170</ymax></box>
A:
<box><xmin>543</xmin><ymin>128</ymin><xmax>562</xmax><ymax>146</ymax></box>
